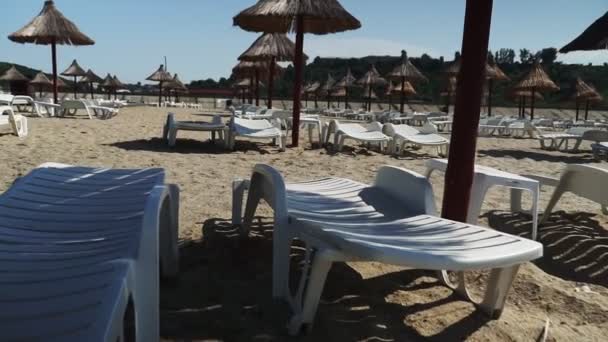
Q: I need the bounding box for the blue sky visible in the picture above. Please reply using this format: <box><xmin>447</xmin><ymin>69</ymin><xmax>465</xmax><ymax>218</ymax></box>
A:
<box><xmin>2</xmin><ymin>0</ymin><xmax>606</xmax><ymax>83</ymax></box>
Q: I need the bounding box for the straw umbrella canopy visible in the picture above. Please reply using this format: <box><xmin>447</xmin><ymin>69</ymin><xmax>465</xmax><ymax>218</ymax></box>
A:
<box><xmin>8</xmin><ymin>1</ymin><xmax>94</xmax><ymax>104</ymax></box>
<box><xmin>486</xmin><ymin>55</ymin><xmax>510</xmax><ymax>116</ymax></box>
<box><xmin>304</xmin><ymin>81</ymin><xmax>320</xmax><ymax>108</ymax></box>
<box><xmin>61</xmin><ymin>59</ymin><xmax>86</xmax><ymax>98</ymax></box>
<box><xmin>0</xmin><ymin>66</ymin><xmax>30</xmax><ymax>95</ymax></box>
<box><xmin>358</xmin><ymin>64</ymin><xmax>387</xmax><ymax>111</ymax></box>
<box><xmin>102</xmin><ymin>73</ymin><xmax>119</xmax><ymax>100</ymax></box>
<box><xmin>234</xmin><ymin>0</ymin><xmax>361</xmax><ymax>147</ymax></box>
<box><xmin>514</xmin><ymin>60</ymin><xmax>559</xmax><ymax>120</ymax></box>
<box><xmin>560</xmin><ymin>11</ymin><xmax>608</xmax><ymax>53</ymax></box>
<box><xmin>30</xmin><ymin>71</ymin><xmax>53</xmax><ymax>97</ymax></box>
<box><xmin>388</xmin><ymin>52</ymin><xmax>427</xmax><ymax>113</ymax></box>
<box><xmin>234</xmin><ymin>78</ymin><xmax>253</xmax><ymax>103</ymax></box>
<box><xmin>321</xmin><ymin>73</ymin><xmax>336</xmax><ymax>108</ymax></box>
<box><xmin>79</xmin><ymin>69</ymin><xmax>103</xmax><ymax>98</ymax></box>
<box><xmin>166</xmin><ymin>74</ymin><xmax>188</xmax><ymax>102</ymax></box>
<box><xmin>233</xmin><ymin>60</ymin><xmax>279</xmax><ymax>106</ymax></box>
<box><xmin>335</xmin><ymin>68</ymin><xmax>357</xmax><ymax>108</ymax></box>
<box><xmin>146</xmin><ymin>64</ymin><xmax>173</xmax><ymax>106</ymax></box>
<box><xmin>239</xmin><ymin>33</ymin><xmax>306</xmax><ymax>108</ymax></box>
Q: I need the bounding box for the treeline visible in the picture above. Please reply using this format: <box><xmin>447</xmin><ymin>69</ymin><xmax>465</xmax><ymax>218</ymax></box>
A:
<box><xmin>190</xmin><ymin>48</ymin><xmax>608</xmax><ymax>108</ymax></box>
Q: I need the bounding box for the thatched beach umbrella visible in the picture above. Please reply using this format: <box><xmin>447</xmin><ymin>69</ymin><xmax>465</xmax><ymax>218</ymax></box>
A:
<box><xmin>335</xmin><ymin>68</ymin><xmax>357</xmax><ymax>108</ymax></box>
<box><xmin>304</xmin><ymin>81</ymin><xmax>320</xmax><ymax>108</ymax></box>
<box><xmin>166</xmin><ymin>74</ymin><xmax>188</xmax><ymax>102</ymax></box>
<box><xmin>239</xmin><ymin>33</ymin><xmax>305</xmax><ymax>108</ymax></box>
<box><xmin>574</xmin><ymin>78</ymin><xmax>602</xmax><ymax>120</ymax></box>
<box><xmin>8</xmin><ymin>1</ymin><xmax>94</xmax><ymax>104</ymax></box>
<box><xmin>486</xmin><ymin>55</ymin><xmax>510</xmax><ymax>116</ymax></box>
<box><xmin>560</xmin><ymin>11</ymin><xmax>608</xmax><ymax>53</ymax></box>
<box><xmin>146</xmin><ymin>64</ymin><xmax>172</xmax><ymax>106</ymax></box>
<box><xmin>321</xmin><ymin>73</ymin><xmax>336</xmax><ymax>109</ymax></box>
<box><xmin>102</xmin><ymin>73</ymin><xmax>118</xmax><ymax>100</ymax></box>
<box><xmin>358</xmin><ymin>64</ymin><xmax>386</xmax><ymax>111</ymax></box>
<box><xmin>0</xmin><ymin>66</ymin><xmax>30</xmax><ymax>95</ymax></box>
<box><xmin>61</xmin><ymin>59</ymin><xmax>86</xmax><ymax>98</ymax></box>
<box><xmin>388</xmin><ymin>52</ymin><xmax>427</xmax><ymax>113</ymax></box>
<box><xmin>514</xmin><ymin>60</ymin><xmax>559</xmax><ymax>120</ymax></box>
<box><xmin>233</xmin><ymin>60</ymin><xmax>277</xmax><ymax>106</ymax></box>
<box><xmin>509</xmin><ymin>89</ymin><xmax>543</xmax><ymax>118</ymax></box>
<box><xmin>234</xmin><ymin>0</ymin><xmax>361</xmax><ymax>147</ymax></box>
<box><xmin>362</xmin><ymin>86</ymin><xmax>378</xmax><ymax>108</ymax></box>
<box><xmin>234</xmin><ymin>78</ymin><xmax>253</xmax><ymax>103</ymax></box>
<box><xmin>30</xmin><ymin>71</ymin><xmax>52</xmax><ymax>97</ymax></box>
<box><xmin>79</xmin><ymin>69</ymin><xmax>103</xmax><ymax>98</ymax></box>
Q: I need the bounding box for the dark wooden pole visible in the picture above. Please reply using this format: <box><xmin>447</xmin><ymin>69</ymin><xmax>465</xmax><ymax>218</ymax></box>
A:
<box><xmin>400</xmin><ymin>77</ymin><xmax>406</xmax><ymax>113</ymax></box>
<box><xmin>522</xmin><ymin>96</ymin><xmax>527</xmax><ymax>118</ymax></box>
<box><xmin>442</xmin><ymin>0</ymin><xmax>493</xmax><ymax>222</ymax></box>
<box><xmin>89</xmin><ymin>82</ymin><xmax>94</xmax><ymax>98</ymax></box>
<box><xmin>255</xmin><ymin>68</ymin><xmax>260</xmax><ymax>106</ymax></box>
<box><xmin>51</xmin><ymin>41</ymin><xmax>58</xmax><ymax>104</ymax></box>
<box><xmin>73</xmin><ymin>76</ymin><xmax>78</xmax><ymax>98</ymax></box>
<box><xmin>530</xmin><ymin>87</ymin><xmax>536</xmax><ymax>121</ymax></box>
<box><xmin>291</xmin><ymin>14</ymin><xmax>305</xmax><ymax>147</ymax></box>
<box><xmin>487</xmin><ymin>79</ymin><xmax>493</xmax><ymax>116</ymax></box>
<box><xmin>368</xmin><ymin>86</ymin><xmax>373</xmax><ymax>111</ymax></box>
<box><xmin>575</xmin><ymin>98</ymin><xmax>580</xmax><ymax>121</ymax></box>
<box><xmin>345</xmin><ymin>87</ymin><xmax>349</xmax><ymax>109</ymax></box>
<box><xmin>248</xmin><ymin>75</ymin><xmax>254</xmax><ymax>104</ymax></box>
<box><xmin>585</xmin><ymin>99</ymin><xmax>590</xmax><ymax>120</ymax></box>
<box><xmin>446</xmin><ymin>88</ymin><xmax>452</xmax><ymax>114</ymax></box>
<box><xmin>268</xmin><ymin>57</ymin><xmax>275</xmax><ymax>109</ymax></box>
<box><xmin>39</xmin><ymin>85</ymin><xmax>43</xmax><ymax>98</ymax></box>
<box><xmin>158</xmin><ymin>81</ymin><xmax>163</xmax><ymax>106</ymax></box>
<box><xmin>388</xmin><ymin>92</ymin><xmax>393</xmax><ymax>111</ymax></box>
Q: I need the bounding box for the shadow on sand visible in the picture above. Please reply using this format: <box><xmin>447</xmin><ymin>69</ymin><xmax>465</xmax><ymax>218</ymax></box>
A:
<box><xmin>107</xmin><ymin>138</ymin><xmax>283</xmax><ymax>155</ymax></box>
<box><xmin>477</xmin><ymin>148</ymin><xmax>597</xmax><ymax>163</ymax></box>
<box><xmin>485</xmin><ymin>210</ymin><xmax>608</xmax><ymax>288</ymax></box>
<box><xmin>160</xmin><ymin>217</ymin><xmax>494</xmax><ymax>341</ymax></box>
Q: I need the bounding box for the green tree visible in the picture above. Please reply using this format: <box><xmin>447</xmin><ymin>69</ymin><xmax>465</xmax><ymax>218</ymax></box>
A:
<box><xmin>539</xmin><ymin>47</ymin><xmax>558</xmax><ymax>64</ymax></box>
<box><xmin>519</xmin><ymin>49</ymin><xmax>533</xmax><ymax>64</ymax></box>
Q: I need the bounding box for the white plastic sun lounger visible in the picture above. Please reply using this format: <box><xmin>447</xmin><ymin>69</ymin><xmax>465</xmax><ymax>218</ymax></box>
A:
<box><xmin>0</xmin><ymin>163</ymin><xmax>180</xmax><ymax>341</ymax></box>
<box><xmin>232</xmin><ymin>164</ymin><xmax>543</xmax><ymax>335</ymax></box>
<box><xmin>33</xmin><ymin>100</ymin><xmax>61</xmax><ymax>117</ymax></box>
<box><xmin>226</xmin><ymin>117</ymin><xmax>286</xmax><ymax>151</ymax></box>
<box><xmin>162</xmin><ymin>113</ymin><xmax>226</xmax><ymax>147</ymax></box>
<box><xmin>326</xmin><ymin>120</ymin><xmax>390</xmax><ymax>152</ymax></box>
<box><xmin>383</xmin><ymin>123</ymin><xmax>450</xmax><ymax>156</ymax></box>
<box><xmin>512</xmin><ymin>164</ymin><xmax>608</xmax><ymax>225</ymax></box>
<box><xmin>60</xmin><ymin>100</ymin><xmax>118</xmax><ymax>120</ymax></box>
<box><xmin>0</xmin><ymin>105</ymin><xmax>28</xmax><ymax>137</ymax></box>
<box><xmin>10</xmin><ymin>95</ymin><xmax>37</xmax><ymax>116</ymax></box>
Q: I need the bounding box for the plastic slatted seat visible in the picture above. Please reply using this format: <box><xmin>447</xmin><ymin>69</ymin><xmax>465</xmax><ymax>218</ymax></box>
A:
<box><xmin>0</xmin><ymin>163</ymin><xmax>179</xmax><ymax>341</ymax></box>
<box><xmin>162</xmin><ymin>112</ymin><xmax>226</xmax><ymax>147</ymax></box>
<box><xmin>232</xmin><ymin>164</ymin><xmax>543</xmax><ymax>335</ymax></box>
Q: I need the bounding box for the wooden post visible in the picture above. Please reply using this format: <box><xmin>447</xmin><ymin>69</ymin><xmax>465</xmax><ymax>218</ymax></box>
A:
<box><xmin>522</xmin><ymin>96</ymin><xmax>527</xmax><ymax>118</ymax></box>
<box><xmin>400</xmin><ymin>77</ymin><xmax>406</xmax><ymax>113</ymax></box>
<box><xmin>575</xmin><ymin>98</ymin><xmax>580</xmax><ymax>121</ymax></box>
<box><xmin>368</xmin><ymin>86</ymin><xmax>373</xmax><ymax>111</ymax></box>
<box><xmin>73</xmin><ymin>76</ymin><xmax>78</xmax><ymax>99</ymax></box>
<box><xmin>442</xmin><ymin>0</ymin><xmax>494</xmax><ymax>222</ymax></box>
<box><xmin>530</xmin><ymin>87</ymin><xmax>536</xmax><ymax>121</ymax></box>
<box><xmin>487</xmin><ymin>79</ymin><xmax>493</xmax><ymax>116</ymax></box>
<box><xmin>51</xmin><ymin>41</ymin><xmax>58</xmax><ymax>104</ymax></box>
<box><xmin>446</xmin><ymin>88</ymin><xmax>451</xmax><ymax>114</ymax></box>
<box><xmin>255</xmin><ymin>68</ymin><xmax>260</xmax><ymax>106</ymax></box>
<box><xmin>291</xmin><ymin>14</ymin><xmax>305</xmax><ymax>147</ymax></box>
<box><xmin>585</xmin><ymin>100</ymin><xmax>590</xmax><ymax>120</ymax></box>
<box><xmin>158</xmin><ymin>81</ymin><xmax>163</xmax><ymax>106</ymax></box>
<box><xmin>89</xmin><ymin>82</ymin><xmax>94</xmax><ymax>98</ymax></box>
<box><xmin>345</xmin><ymin>87</ymin><xmax>349</xmax><ymax>109</ymax></box>
<box><xmin>268</xmin><ymin>57</ymin><xmax>275</xmax><ymax>109</ymax></box>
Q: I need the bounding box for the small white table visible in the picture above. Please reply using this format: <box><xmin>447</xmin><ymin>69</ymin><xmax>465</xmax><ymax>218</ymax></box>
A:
<box><xmin>425</xmin><ymin>158</ymin><xmax>540</xmax><ymax>240</ymax></box>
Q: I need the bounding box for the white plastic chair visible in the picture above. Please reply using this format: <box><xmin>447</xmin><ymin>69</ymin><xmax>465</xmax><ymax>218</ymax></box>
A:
<box><xmin>162</xmin><ymin>113</ymin><xmax>226</xmax><ymax>147</ymax></box>
<box><xmin>383</xmin><ymin>122</ymin><xmax>450</xmax><ymax>156</ymax></box>
<box><xmin>226</xmin><ymin>116</ymin><xmax>286</xmax><ymax>152</ymax></box>
<box><xmin>232</xmin><ymin>164</ymin><xmax>542</xmax><ymax>335</ymax></box>
<box><xmin>0</xmin><ymin>163</ymin><xmax>180</xmax><ymax>341</ymax></box>
<box><xmin>0</xmin><ymin>105</ymin><xmax>28</xmax><ymax>137</ymax></box>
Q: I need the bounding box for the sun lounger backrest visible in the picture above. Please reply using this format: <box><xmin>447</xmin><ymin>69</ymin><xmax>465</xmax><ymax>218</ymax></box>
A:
<box><xmin>373</xmin><ymin>166</ymin><xmax>437</xmax><ymax>216</ymax></box>
<box><xmin>560</xmin><ymin>164</ymin><xmax>608</xmax><ymax>207</ymax></box>
<box><xmin>581</xmin><ymin>130</ymin><xmax>608</xmax><ymax>143</ymax></box>
<box><xmin>61</xmin><ymin>100</ymin><xmax>87</xmax><ymax>110</ymax></box>
<box><xmin>0</xmin><ymin>94</ymin><xmax>14</xmax><ymax>105</ymax></box>
<box><xmin>565</xmin><ymin>127</ymin><xmax>593</xmax><ymax>135</ymax></box>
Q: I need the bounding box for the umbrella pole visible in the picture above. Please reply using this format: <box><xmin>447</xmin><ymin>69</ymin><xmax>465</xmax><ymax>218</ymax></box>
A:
<box><xmin>90</xmin><ymin>82</ymin><xmax>94</xmax><ymax>99</ymax></box>
<box><xmin>291</xmin><ymin>14</ymin><xmax>305</xmax><ymax>147</ymax></box>
<box><xmin>487</xmin><ymin>79</ymin><xmax>493</xmax><ymax>116</ymax></box>
<box><xmin>585</xmin><ymin>100</ymin><xmax>590</xmax><ymax>121</ymax></box>
<box><xmin>249</xmin><ymin>75</ymin><xmax>254</xmax><ymax>104</ymax></box>
<box><xmin>400</xmin><ymin>77</ymin><xmax>405</xmax><ymax>113</ymax></box>
<box><xmin>345</xmin><ymin>87</ymin><xmax>349</xmax><ymax>109</ymax></box>
<box><xmin>255</xmin><ymin>68</ymin><xmax>260</xmax><ymax>107</ymax></box>
<box><xmin>268</xmin><ymin>57</ymin><xmax>275</xmax><ymax>109</ymax></box>
<box><xmin>575</xmin><ymin>98</ymin><xmax>580</xmax><ymax>121</ymax></box>
<box><xmin>446</xmin><ymin>88</ymin><xmax>451</xmax><ymax>114</ymax></box>
<box><xmin>522</xmin><ymin>96</ymin><xmax>526</xmax><ymax>118</ymax></box>
<box><xmin>518</xmin><ymin>96</ymin><xmax>522</xmax><ymax>117</ymax></box>
<box><xmin>73</xmin><ymin>76</ymin><xmax>77</xmax><ymax>99</ymax></box>
<box><xmin>368</xmin><ymin>86</ymin><xmax>372</xmax><ymax>111</ymax></box>
<box><xmin>442</xmin><ymin>0</ymin><xmax>493</xmax><ymax>222</ymax></box>
<box><xmin>51</xmin><ymin>41</ymin><xmax>58</xmax><ymax>104</ymax></box>
<box><xmin>39</xmin><ymin>85</ymin><xmax>43</xmax><ymax>98</ymax></box>
<box><xmin>158</xmin><ymin>81</ymin><xmax>163</xmax><ymax>106</ymax></box>
<box><xmin>530</xmin><ymin>87</ymin><xmax>536</xmax><ymax>121</ymax></box>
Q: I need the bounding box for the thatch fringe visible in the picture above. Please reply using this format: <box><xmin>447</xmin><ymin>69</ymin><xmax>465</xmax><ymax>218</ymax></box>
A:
<box><xmin>239</xmin><ymin>33</ymin><xmax>306</xmax><ymax>62</ymax></box>
<box><xmin>561</xmin><ymin>11</ymin><xmax>608</xmax><ymax>52</ymax></box>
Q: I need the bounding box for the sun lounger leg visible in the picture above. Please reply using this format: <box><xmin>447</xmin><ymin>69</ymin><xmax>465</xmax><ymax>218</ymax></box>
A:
<box><xmin>168</xmin><ymin>127</ymin><xmax>178</xmax><ymax>147</ymax></box>
<box><xmin>540</xmin><ymin>186</ymin><xmax>566</xmax><ymax>225</ymax></box>
<box><xmin>288</xmin><ymin>249</ymin><xmax>333</xmax><ymax>336</ymax></box>
<box><xmin>160</xmin><ymin>184</ymin><xmax>180</xmax><ymax>278</ymax></box>
<box><xmin>480</xmin><ymin>265</ymin><xmax>520</xmax><ymax>319</ymax></box>
<box><xmin>466</xmin><ymin>184</ymin><xmax>489</xmax><ymax>224</ymax></box>
<box><xmin>231</xmin><ymin>179</ymin><xmax>250</xmax><ymax>227</ymax></box>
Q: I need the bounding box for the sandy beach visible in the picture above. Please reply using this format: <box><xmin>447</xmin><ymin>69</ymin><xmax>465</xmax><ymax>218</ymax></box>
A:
<box><xmin>1</xmin><ymin>105</ymin><xmax>607</xmax><ymax>341</ymax></box>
